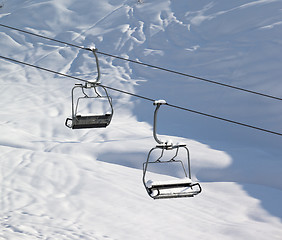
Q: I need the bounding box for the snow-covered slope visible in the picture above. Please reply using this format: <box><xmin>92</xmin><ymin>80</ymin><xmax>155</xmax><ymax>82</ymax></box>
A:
<box><xmin>1</xmin><ymin>0</ymin><xmax>282</xmax><ymax>239</ymax></box>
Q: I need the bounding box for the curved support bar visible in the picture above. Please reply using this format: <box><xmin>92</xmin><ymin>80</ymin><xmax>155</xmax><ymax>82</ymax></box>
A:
<box><xmin>91</xmin><ymin>48</ymin><xmax>100</xmax><ymax>84</ymax></box>
<box><xmin>153</xmin><ymin>100</ymin><xmax>167</xmax><ymax>145</ymax></box>
<box><xmin>153</xmin><ymin>104</ymin><xmax>162</xmax><ymax>144</ymax></box>
<box><xmin>101</xmin><ymin>85</ymin><xmax>114</xmax><ymax>115</ymax></box>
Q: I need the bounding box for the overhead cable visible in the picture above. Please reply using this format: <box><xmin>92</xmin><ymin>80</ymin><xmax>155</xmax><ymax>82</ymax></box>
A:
<box><xmin>1</xmin><ymin>54</ymin><xmax>282</xmax><ymax>137</ymax></box>
<box><xmin>1</xmin><ymin>23</ymin><xmax>282</xmax><ymax>102</ymax></box>
<box><xmin>0</xmin><ymin>23</ymin><xmax>86</xmax><ymax>50</ymax></box>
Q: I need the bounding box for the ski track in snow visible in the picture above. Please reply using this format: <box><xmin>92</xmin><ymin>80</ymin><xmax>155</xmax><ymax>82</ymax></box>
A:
<box><xmin>1</xmin><ymin>0</ymin><xmax>282</xmax><ymax>239</ymax></box>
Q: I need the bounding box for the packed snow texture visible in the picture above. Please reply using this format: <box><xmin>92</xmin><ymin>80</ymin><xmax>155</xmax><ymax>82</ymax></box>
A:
<box><xmin>1</xmin><ymin>0</ymin><xmax>282</xmax><ymax>239</ymax></box>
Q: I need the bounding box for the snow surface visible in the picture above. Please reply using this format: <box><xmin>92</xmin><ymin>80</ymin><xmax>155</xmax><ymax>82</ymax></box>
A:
<box><xmin>1</xmin><ymin>0</ymin><xmax>282</xmax><ymax>239</ymax></box>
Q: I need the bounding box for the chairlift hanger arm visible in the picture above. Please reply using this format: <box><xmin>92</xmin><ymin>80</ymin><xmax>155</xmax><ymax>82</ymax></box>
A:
<box><xmin>153</xmin><ymin>100</ymin><xmax>167</xmax><ymax>145</ymax></box>
<box><xmin>90</xmin><ymin>48</ymin><xmax>100</xmax><ymax>84</ymax></box>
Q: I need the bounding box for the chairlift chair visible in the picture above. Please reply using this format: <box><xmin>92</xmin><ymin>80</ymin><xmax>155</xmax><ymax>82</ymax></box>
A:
<box><xmin>65</xmin><ymin>48</ymin><xmax>113</xmax><ymax>129</ymax></box>
<box><xmin>65</xmin><ymin>83</ymin><xmax>113</xmax><ymax>129</ymax></box>
<box><xmin>143</xmin><ymin>100</ymin><xmax>201</xmax><ymax>199</ymax></box>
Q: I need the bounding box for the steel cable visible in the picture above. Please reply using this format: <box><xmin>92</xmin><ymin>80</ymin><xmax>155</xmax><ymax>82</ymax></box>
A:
<box><xmin>1</xmin><ymin>54</ymin><xmax>282</xmax><ymax>137</ymax></box>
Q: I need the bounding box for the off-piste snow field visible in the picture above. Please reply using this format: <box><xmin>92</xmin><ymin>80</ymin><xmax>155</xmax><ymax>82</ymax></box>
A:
<box><xmin>1</xmin><ymin>0</ymin><xmax>282</xmax><ymax>239</ymax></box>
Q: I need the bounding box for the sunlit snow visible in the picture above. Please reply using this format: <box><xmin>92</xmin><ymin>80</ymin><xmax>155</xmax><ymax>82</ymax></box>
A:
<box><xmin>1</xmin><ymin>0</ymin><xmax>282</xmax><ymax>239</ymax></box>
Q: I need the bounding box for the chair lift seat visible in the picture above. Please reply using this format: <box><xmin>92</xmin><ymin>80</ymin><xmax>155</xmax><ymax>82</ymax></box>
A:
<box><xmin>145</xmin><ymin>177</ymin><xmax>201</xmax><ymax>199</ymax></box>
<box><xmin>72</xmin><ymin>113</ymin><xmax>112</xmax><ymax>129</ymax></box>
<box><xmin>142</xmin><ymin>100</ymin><xmax>202</xmax><ymax>199</ymax></box>
<box><xmin>66</xmin><ymin>49</ymin><xmax>114</xmax><ymax>130</ymax></box>
<box><xmin>145</xmin><ymin>177</ymin><xmax>193</xmax><ymax>189</ymax></box>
